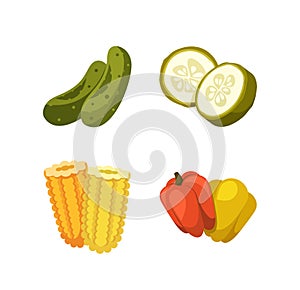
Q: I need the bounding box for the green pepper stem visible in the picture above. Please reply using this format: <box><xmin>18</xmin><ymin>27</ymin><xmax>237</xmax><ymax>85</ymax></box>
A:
<box><xmin>174</xmin><ymin>172</ymin><xmax>183</xmax><ymax>185</ymax></box>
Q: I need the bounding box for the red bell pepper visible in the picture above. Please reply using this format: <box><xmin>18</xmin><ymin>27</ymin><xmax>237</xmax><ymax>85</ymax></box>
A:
<box><xmin>160</xmin><ymin>171</ymin><xmax>216</xmax><ymax>237</ymax></box>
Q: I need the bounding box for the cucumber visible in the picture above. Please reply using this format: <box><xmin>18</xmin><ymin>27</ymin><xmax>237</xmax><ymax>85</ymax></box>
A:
<box><xmin>43</xmin><ymin>61</ymin><xmax>106</xmax><ymax>125</ymax></box>
<box><xmin>160</xmin><ymin>46</ymin><xmax>217</xmax><ymax>107</ymax></box>
<box><xmin>81</xmin><ymin>46</ymin><xmax>131</xmax><ymax>127</ymax></box>
<box><xmin>196</xmin><ymin>63</ymin><xmax>257</xmax><ymax>126</ymax></box>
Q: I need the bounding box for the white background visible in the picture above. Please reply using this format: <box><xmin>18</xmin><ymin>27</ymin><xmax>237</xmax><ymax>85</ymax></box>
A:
<box><xmin>1</xmin><ymin>0</ymin><xmax>299</xmax><ymax>289</ymax></box>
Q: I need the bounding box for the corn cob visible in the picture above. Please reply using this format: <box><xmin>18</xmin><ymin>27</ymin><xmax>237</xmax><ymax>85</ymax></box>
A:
<box><xmin>82</xmin><ymin>166</ymin><xmax>130</xmax><ymax>253</ymax></box>
<box><xmin>44</xmin><ymin>161</ymin><xmax>87</xmax><ymax>247</ymax></box>
<box><xmin>104</xmin><ymin>178</ymin><xmax>130</xmax><ymax>251</ymax></box>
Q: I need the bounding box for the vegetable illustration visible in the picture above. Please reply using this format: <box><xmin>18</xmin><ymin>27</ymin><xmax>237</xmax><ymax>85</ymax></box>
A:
<box><xmin>160</xmin><ymin>47</ymin><xmax>257</xmax><ymax>126</ymax></box>
<box><xmin>160</xmin><ymin>173</ymin><xmax>256</xmax><ymax>242</ymax></box>
<box><xmin>44</xmin><ymin>161</ymin><xmax>87</xmax><ymax>247</ymax></box>
<box><xmin>160</xmin><ymin>47</ymin><xmax>217</xmax><ymax>107</ymax></box>
<box><xmin>196</xmin><ymin>63</ymin><xmax>257</xmax><ymax>126</ymax></box>
<box><xmin>81</xmin><ymin>46</ymin><xmax>131</xmax><ymax>127</ymax></box>
<box><xmin>81</xmin><ymin>166</ymin><xmax>130</xmax><ymax>253</ymax></box>
<box><xmin>205</xmin><ymin>179</ymin><xmax>256</xmax><ymax>242</ymax></box>
<box><xmin>43</xmin><ymin>46</ymin><xmax>131</xmax><ymax>127</ymax></box>
<box><xmin>44</xmin><ymin>162</ymin><xmax>130</xmax><ymax>254</ymax></box>
<box><xmin>43</xmin><ymin>61</ymin><xmax>106</xmax><ymax>125</ymax></box>
<box><xmin>160</xmin><ymin>171</ymin><xmax>215</xmax><ymax>237</ymax></box>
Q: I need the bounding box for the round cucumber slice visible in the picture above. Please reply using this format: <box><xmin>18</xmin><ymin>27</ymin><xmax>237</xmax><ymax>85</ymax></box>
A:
<box><xmin>160</xmin><ymin>47</ymin><xmax>217</xmax><ymax>107</ymax></box>
<box><xmin>196</xmin><ymin>63</ymin><xmax>257</xmax><ymax>126</ymax></box>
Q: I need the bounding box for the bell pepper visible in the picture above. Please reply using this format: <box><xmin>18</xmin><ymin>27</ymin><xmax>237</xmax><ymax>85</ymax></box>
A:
<box><xmin>160</xmin><ymin>171</ymin><xmax>216</xmax><ymax>237</ymax></box>
<box><xmin>205</xmin><ymin>179</ymin><xmax>256</xmax><ymax>242</ymax></box>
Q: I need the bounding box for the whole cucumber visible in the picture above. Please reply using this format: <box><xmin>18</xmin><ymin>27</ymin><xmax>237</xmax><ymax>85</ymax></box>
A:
<box><xmin>43</xmin><ymin>61</ymin><xmax>106</xmax><ymax>125</ymax></box>
<box><xmin>81</xmin><ymin>46</ymin><xmax>131</xmax><ymax>127</ymax></box>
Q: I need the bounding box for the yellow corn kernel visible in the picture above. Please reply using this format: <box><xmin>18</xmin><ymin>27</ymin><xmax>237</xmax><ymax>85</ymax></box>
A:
<box><xmin>82</xmin><ymin>167</ymin><xmax>130</xmax><ymax>253</ymax></box>
<box><xmin>81</xmin><ymin>175</ymin><xmax>101</xmax><ymax>248</ymax></box>
<box><xmin>104</xmin><ymin>178</ymin><xmax>129</xmax><ymax>252</ymax></box>
<box><xmin>94</xmin><ymin>180</ymin><xmax>113</xmax><ymax>252</ymax></box>
<box><xmin>44</xmin><ymin>161</ymin><xmax>87</xmax><ymax>247</ymax></box>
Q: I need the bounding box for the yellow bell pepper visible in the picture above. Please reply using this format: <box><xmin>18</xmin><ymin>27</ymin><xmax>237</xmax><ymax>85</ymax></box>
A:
<box><xmin>205</xmin><ymin>178</ymin><xmax>256</xmax><ymax>242</ymax></box>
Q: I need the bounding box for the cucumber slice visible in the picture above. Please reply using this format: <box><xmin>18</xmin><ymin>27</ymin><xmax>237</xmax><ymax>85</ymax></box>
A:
<box><xmin>81</xmin><ymin>46</ymin><xmax>131</xmax><ymax>127</ymax></box>
<box><xmin>196</xmin><ymin>63</ymin><xmax>257</xmax><ymax>126</ymax></box>
<box><xmin>43</xmin><ymin>61</ymin><xmax>106</xmax><ymax>126</ymax></box>
<box><xmin>160</xmin><ymin>47</ymin><xmax>217</xmax><ymax>107</ymax></box>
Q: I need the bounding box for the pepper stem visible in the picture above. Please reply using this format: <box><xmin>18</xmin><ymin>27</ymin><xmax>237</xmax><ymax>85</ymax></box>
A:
<box><xmin>174</xmin><ymin>172</ymin><xmax>183</xmax><ymax>185</ymax></box>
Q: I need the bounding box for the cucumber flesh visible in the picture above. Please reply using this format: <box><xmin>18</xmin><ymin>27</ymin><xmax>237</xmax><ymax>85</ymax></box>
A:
<box><xmin>196</xmin><ymin>63</ymin><xmax>256</xmax><ymax>127</ymax></box>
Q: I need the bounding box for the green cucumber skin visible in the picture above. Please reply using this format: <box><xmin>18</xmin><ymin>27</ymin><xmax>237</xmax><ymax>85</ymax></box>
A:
<box><xmin>81</xmin><ymin>46</ymin><xmax>131</xmax><ymax>127</ymax></box>
<box><xmin>43</xmin><ymin>61</ymin><xmax>106</xmax><ymax>126</ymax></box>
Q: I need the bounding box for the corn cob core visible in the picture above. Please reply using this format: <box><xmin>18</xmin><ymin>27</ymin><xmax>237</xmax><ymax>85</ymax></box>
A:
<box><xmin>87</xmin><ymin>166</ymin><xmax>130</xmax><ymax>180</ymax></box>
<box><xmin>44</xmin><ymin>161</ymin><xmax>87</xmax><ymax>178</ymax></box>
<box><xmin>82</xmin><ymin>166</ymin><xmax>130</xmax><ymax>253</ymax></box>
<box><xmin>44</xmin><ymin>161</ymin><xmax>87</xmax><ymax>247</ymax></box>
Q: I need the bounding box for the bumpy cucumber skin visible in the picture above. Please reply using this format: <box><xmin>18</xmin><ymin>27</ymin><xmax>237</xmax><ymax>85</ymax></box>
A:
<box><xmin>196</xmin><ymin>63</ymin><xmax>257</xmax><ymax>127</ymax></box>
<box><xmin>43</xmin><ymin>61</ymin><xmax>106</xmax><ymax>126</ymax></box>
<box><xmin>81</xmin><ymin>47</ymin><xmax>131</xmax><ymax>127</ymax></box>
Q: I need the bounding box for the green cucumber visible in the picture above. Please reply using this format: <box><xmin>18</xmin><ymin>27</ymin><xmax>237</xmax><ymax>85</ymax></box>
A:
<box><xmin>196</xmin><ymin>63</ymin><xmax>257</xmax><ymax>126</ymax></box>
<box><xmin>81</xmin><ymin>46</ymin><xmax>131</xmax><ymax>127</ymax></box>
<box><xmin>43</xmin><ymin>61</ymin><xmax>106</xmax><ymax>125</ymax></box>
